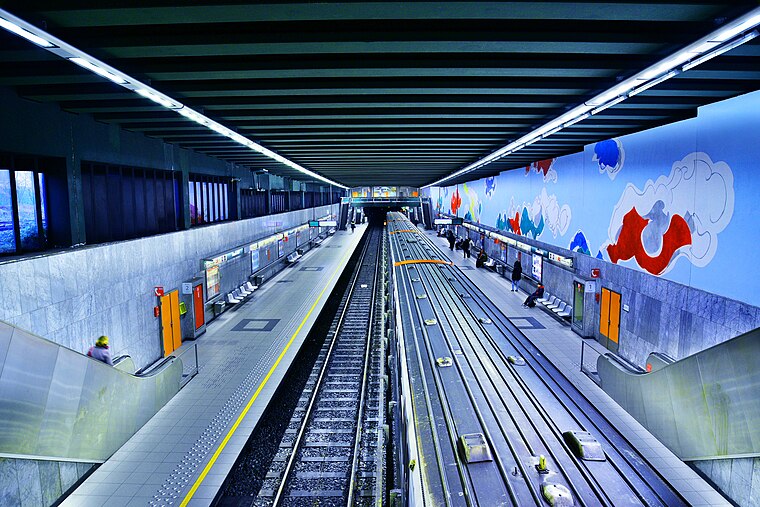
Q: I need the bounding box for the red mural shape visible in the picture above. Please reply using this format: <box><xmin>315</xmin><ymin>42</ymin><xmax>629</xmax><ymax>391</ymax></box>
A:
<box><xmin>450</xmin><ymin>188</ymin><xmax>462</xmax><ymax>214</ymax></box>
<box><xmin>508</xmin><ymin>212</ymin><xmax>521</xmax><ymax>235</ymax></box>
<box><xmin>606</xmin><ymin>208</ymin><xmax>692</xmax><ymax>275</ymax></box>
<box><xmin>535</xmin><ymin>159</ymin><xmax>553</xmax><ymax>177</ymax></box>
<box><xmin>525</xmin><ymin>159</ymin><xmax>555</xmax><ymax>177</ymax></box>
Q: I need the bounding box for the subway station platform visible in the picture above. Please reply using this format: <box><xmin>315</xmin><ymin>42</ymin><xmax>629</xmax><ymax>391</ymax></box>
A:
<box><xmin>420</xmin><ymin>227</ymin><xmax>729</xmax><ymax>507</ymax></box>
<box><xmin>62</xmin><ymin>226</ymin><xmax>367</xmax><ymax>507</ymax></box>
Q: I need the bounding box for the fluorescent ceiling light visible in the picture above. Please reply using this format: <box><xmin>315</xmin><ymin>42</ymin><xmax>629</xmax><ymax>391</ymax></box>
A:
<box><xmin>68</xmin><ymin>57</ymin><xmax>127</xmax><ymax>84</ymax></box>
<box><xmin>563</xmin><ymin>112</ymin><xmax>591</xmax><ymax>128</ymax></box>
<box><xmin>0</xmin><ymin>16</ymin><xmax>54</xmax><ymax>47</ymax></box>
<box><xmin>586</xmin><ymin>81</ymin><xmax>638</xmax><ymax>106</ymax></box>
<box><xmin>639</xmin><ymin>52</ymin><xmax>694</xmax><ymax>80</ymax></box>
<box><xmin>682</xmin><ymin>30</ymin><xmax>759</xmax><ymax>71</ymax></box>
<box><xmin>135</xmin><ymin>88</ymin><xmax>182</xmax><ymax>109</ymax></box>
<box><xmin>590</xmin><ymin>95</ymin><xmax>627</xmax><ymax>115</ymax></box>
<box><xmin>0</xmin><ymin>7</ymin><xmax>347</xmax><ymax>189</ymax></box>
<box><xmin>628</xmin><ymin>70</ymin><xmax>679</xmax><ymax>97</ymax></box>
<box><xmin>424</xmin><ymin>7</ymin><xmax>760</xmax><ymax>189</ymax></box>
<box><xmin>710</xmin><ymin>12</ymin><xmax>760</xmax><ymax>42</ymax></box>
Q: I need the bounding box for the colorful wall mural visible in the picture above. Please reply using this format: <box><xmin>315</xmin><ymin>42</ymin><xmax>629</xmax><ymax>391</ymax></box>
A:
<box><xmin>427</xmin><ymin>89</ymin><xmax>760</xmax><ymax>306</ymax></box>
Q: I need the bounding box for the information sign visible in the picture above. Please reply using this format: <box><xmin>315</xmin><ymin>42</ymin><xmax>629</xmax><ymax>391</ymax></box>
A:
<box><xmin>434</xmin><ymin>217</ymin><xmax>464</xmax><ymax>225</ymax></box>
<box><xmin>309</xmin><ymin>220</ymin><xmax>338</xmax><ymax>227</ymax></box>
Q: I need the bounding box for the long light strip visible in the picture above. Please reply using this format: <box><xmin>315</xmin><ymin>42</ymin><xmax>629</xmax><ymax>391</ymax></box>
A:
<box><xmin>424</xmin><ymin>6</ymin><xmax>760</xmax><ymax>188</ymax></box>
<box><xmin>0</xmin><ymin>8</ymin><xmax>347</xmax><ymax>189</ymax></box>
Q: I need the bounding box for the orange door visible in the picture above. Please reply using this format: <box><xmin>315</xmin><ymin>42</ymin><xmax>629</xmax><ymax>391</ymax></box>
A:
<box><xmin>193</xmin><ymin>284</ymin><xmax>205</xmax><ymax>330</ymax></box>
<box><xmin>160</xmin><ymin>294</ymin><xmax>173</xmax><ymax>356</ymax></box>
<box><xmin>599</xmin><ymin>288</ymin><xmax>610</xmax><ymax>338</ymax></box>
<box><xmin>160</xmin><ymin>290</ymin><xmax>182</xmax><ymax>356</ymax></box>
<box><xmin>169</xmin><ymin>291</ymin><xmax>182</xmax><ymax>352</ymax></box>
<box><xmin>608</xmin><ymin>291</ymin><xmax>621</xmax><ymax>344</ymax></box>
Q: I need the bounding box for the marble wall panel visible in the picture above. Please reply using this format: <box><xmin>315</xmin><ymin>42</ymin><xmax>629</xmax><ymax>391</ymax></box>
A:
<box><xmin>728</xmin><ymin>457</ymin><xmax>753</xmax><ymax>507</ymax></box>
<box><xmin>16</xmin><ymin>261</ymin><xmax>37</xmax><ymax>315</ymax></box>
<box><xmin>59</xmin><ymin>462</ymin><xmax>79</xmax><ymax>494</ymax></box>
<box><xmin>750</xmin><ymin>459</ymin><xmax>760</xmax><ymax>507</ymax></box>
<box><xmin>15</xmin><ymin>459</ymin><xmax>42</xmax><ymax>507</ymax></box>
<box><xmin>38</xmin><ymin>460</ymin><xmax>61</xmax><ymax>506</ymax></box>
<box><xmin>46</xmin><ymin>255</ymin><xmax>67</xmax><ymax>305</ymax></box>
<box><xmin>0</xmin><ymin>458</ymin><xmax>20</xmax><ymax>506</ymax></box>
<box><xmin>28</xmin><ymin>308</ymin><xmax>48</xmax><ymax>337</ymax></box>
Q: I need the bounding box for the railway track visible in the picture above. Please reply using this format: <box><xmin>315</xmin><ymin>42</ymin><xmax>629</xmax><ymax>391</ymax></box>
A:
<box><xmin>255</xmin><ymin>226</ymin><xmax>384</xmax><ymax>507</ymax></box>
<box><xmin>387</xmin><ymin>212</ymin><xmax>688</xmax><ymax>507</ymax></box>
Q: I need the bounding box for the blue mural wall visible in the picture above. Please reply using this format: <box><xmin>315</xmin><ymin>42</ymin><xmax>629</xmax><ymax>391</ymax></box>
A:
<box><xmin>427</xmin><ymin>89</ymin><xmax>760</xmax><ymax>307</ymax></box>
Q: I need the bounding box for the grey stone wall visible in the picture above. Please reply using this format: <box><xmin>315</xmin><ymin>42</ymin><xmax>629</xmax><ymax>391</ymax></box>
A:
<box><xmin>0</xmin><ymin>205</ymin><xmax>336</xmax><ymax>370</ymax></box>
<box><xmin>0</xmin><ymin>457</ymin><xmax>95</xmax><ymax>507</ymax></box>
<box><xmin>693</xmin><ymin>458</ymin><xmax>760</xmax><ymax>507</ymax></box>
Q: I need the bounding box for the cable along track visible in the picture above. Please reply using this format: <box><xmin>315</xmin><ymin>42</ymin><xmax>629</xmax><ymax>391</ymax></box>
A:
<box><xmin>386</xmin><ymin>212</ymin><xmax>688</xmax><ymax>507</ymax></box>
<box><xmin>257</xmin><ymin>226</ymin><xmax>384</xmax><ymax>507</ymax></box>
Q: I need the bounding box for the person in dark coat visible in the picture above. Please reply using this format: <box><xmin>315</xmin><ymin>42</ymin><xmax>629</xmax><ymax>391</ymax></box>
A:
<box><xmin>476</xmin><ymin>249</ymin><xmax>488</xmax><ymax>268</ymax></box>
<box><xmin>462</xmin><ymin>237</ymin><xmax>471</xmax><ymax>258</ymax></box>
<box><xmin>523</xmin><ymin>285</ymin><xmax>545</xmax><ymax>308</ymax></box>
<box><xmin>511</xmin><ymin>260</ymin><xmax>522</xmax><ymax>292</ymax></box>
<box><xmin>87</xmin><ymin>335</ymin><xmax>113</xmax><ymax>366</ymax></box>
<box><xmin>447</xmin><ymin>230</ymin><xmax>456</xmax><ymax>250</ymax></box>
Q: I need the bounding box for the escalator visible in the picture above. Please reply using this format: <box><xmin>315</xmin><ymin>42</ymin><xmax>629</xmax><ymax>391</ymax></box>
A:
<box><xmin>0</xmin><ymin>319</ymin><xmax>183</xmax><ymax>463</ymax></box>
<box><xmin>597</xmin><ymin>326</ymin><xmax>760</xmax><ymax>461</ymax></box>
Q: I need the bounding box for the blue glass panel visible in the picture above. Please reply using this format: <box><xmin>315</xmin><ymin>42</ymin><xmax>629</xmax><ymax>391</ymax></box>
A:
<box><xmin>38</xmin><ymin>173</ymin><xmax>47</xmax><ymax>240</ymax></box>
<box><xmin>202</xmin><ymin>183</ymin><xmax>209</xmax><ymax>223</ymax></box>
<box><xmin>188</xmin><ymin>181</ymin><xmax>196</xmax><ymax>224</ymax></box>
<box><xmin>16</xmin><ymin>171</ymin><xmax>40</xmax><ymax>249</ymax></box>
<box><xmin>222</xmin><ymin>183</ymin><xmax>228</xmax><ymax>220</ymax></box>
<box><xmin>0</xmin><ymin>170</ymin><xmax>15</xmax><ymax>253</ymax></box>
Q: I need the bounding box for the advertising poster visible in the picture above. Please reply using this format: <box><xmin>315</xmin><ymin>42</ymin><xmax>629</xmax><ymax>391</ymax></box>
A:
<box><xmin>278</xmin><ymin>239</ymin><xmax>284</xmax><ymax>258</ymax></box>
<box><xmin>251</xmin><ymin>249</ymin><xmax>260</xmax><ymax>272</ymax></box>
<box><xmin>532</xmin><ymin>254</ymin><xmax>543</xmax><ymax>282</ymax></box>
<box><xmin>206</xmin><ymin>265</ymin><xmax>220</xmax><ymax>300</ymax></box>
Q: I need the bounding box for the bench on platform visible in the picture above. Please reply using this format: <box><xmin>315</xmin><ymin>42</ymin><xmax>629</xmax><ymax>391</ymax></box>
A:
<box><xmin>287</xmin><ymin>251</ymin><xmax>302</xmax><ymax>264</ymax></box>
<box><xmin>540</xmin><ymin>293</ymin><xmax>572</xmax><ymax>321</ymax></box>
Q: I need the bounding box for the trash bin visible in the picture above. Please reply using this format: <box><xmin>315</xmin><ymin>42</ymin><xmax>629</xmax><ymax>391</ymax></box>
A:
<box><xmin>213</xmin><ymin>300</ymin><xmax>226</xmax><ymax>316</ymax></box>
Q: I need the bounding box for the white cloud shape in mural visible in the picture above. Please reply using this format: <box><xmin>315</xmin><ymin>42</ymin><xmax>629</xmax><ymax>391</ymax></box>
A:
<box><xmin>607</xmin><ymin>151</ymin><xmax>734</xmax><ymax>269</ymax></box>
<box><xmin>528</xmin><ymin>188</ymin><xmax>572</xmax><ymax>238</ymax></box>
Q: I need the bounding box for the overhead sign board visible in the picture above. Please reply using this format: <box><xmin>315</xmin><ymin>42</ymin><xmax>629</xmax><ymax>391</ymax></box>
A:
<box><xmin>434</xmin><ymin>217</ymin><xmax>464</xmax><ymax>225</ymax></box>
<box><xmin>309</xmin><ymin>220</ymin><xmax>338</xmax><ymax>227</ymax></box>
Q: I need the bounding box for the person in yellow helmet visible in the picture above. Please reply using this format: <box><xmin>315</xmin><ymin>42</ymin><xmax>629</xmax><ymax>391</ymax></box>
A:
<box><xmin>87</xmin><ymin>335</ymin><xmax>113</xmax><ymax>366</ymax></box>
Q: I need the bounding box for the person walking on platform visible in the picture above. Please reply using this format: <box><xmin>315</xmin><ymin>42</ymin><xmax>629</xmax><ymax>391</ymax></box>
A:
<box><xmin>350</xmin><ymin>221</ymin><xmax>356</xmax><ymax>234</ymax></box>
<box><xmin>87</xmin><ymin>335</ymin><xmax>113</xmax><ymax>366</ymax></box>
<box><xmin>462</xmin><ymin>237</ymin><xmax>472</xmax><ymax>258</ymax></box>
<box><xmin>511</xmin><ymin>259</ymin><xmax>522</xmax><ymax>292</ymax></box>
<box><xmin>447</xmin><ymin>230</ymin><xmax>456</xmax><ymax>250</ymax></box>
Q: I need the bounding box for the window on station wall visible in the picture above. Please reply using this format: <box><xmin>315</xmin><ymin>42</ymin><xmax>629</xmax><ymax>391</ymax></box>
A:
<box><xmin>188</xmin><ymin>174</ymin><xmax>231</xmax><ymax>226</ymax></box>
<box><xmin>0</xmin><ymin>153</ymin><xmax>61</xmax><ymax>256</ymax></box>
<box><xmin>81</xmin><ymin>162</ymin><xmax>180</xmax><ymax>244</ymax></box>
<box><xmin>0</xmin><ymin>169</ymin><xmax>15</xmax><ymax>254</ymax></box>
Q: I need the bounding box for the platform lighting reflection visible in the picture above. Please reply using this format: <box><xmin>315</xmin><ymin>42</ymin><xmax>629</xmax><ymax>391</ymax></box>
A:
<box><xmin>424</xmin><ymin>7</ymin><xmax>760</xmax><ymax>188</ymax></box>
<box><xmin>0</xmin><ymin>8</ymin><xmax>347</xmax><ymax>190</ymax></box>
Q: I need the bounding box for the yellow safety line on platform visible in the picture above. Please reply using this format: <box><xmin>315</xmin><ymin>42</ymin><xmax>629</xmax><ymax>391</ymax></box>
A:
<box><xmin>393</xmin><ymin>259</ymin><xmax>453</xmax><ymax>267</ymax></box>
<box><xmin>389</xmin><ymin>229</ymin><xmax>417</xmax><ymax>234</ymax></box>
<box><xmin>180</xmin><ymin>241</ymin><xmax>358</xmax><ymax>506</ymax></box>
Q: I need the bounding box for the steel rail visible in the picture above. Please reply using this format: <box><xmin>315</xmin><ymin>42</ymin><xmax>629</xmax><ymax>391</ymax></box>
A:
<box><xmin>415</xmin><ymin>247</ymin><xmax>617</xmax><ymax>507</ymax></box>
<box><xmin>415</xmin><ymin>219</ymin><xmax>689</xmax><ymax>507</ymax></box>
<box><xmin>346</xmin><ymin>228</ymin><xmax>383</xmax><ymax>506</ymax></box>
<box><xmin>272</xmin><ymin>227</ymin><xmax>379</xmax><ymax>506</ymax></box>
<box><xmin>393</xmin><ymin>221</ymin><xmax>583</xmax><ymax>506</ymax></box>
<box><xmin>389</xmin><ymin>225</ymin><xmax>466</xmax><ymax>507</ymax></box>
